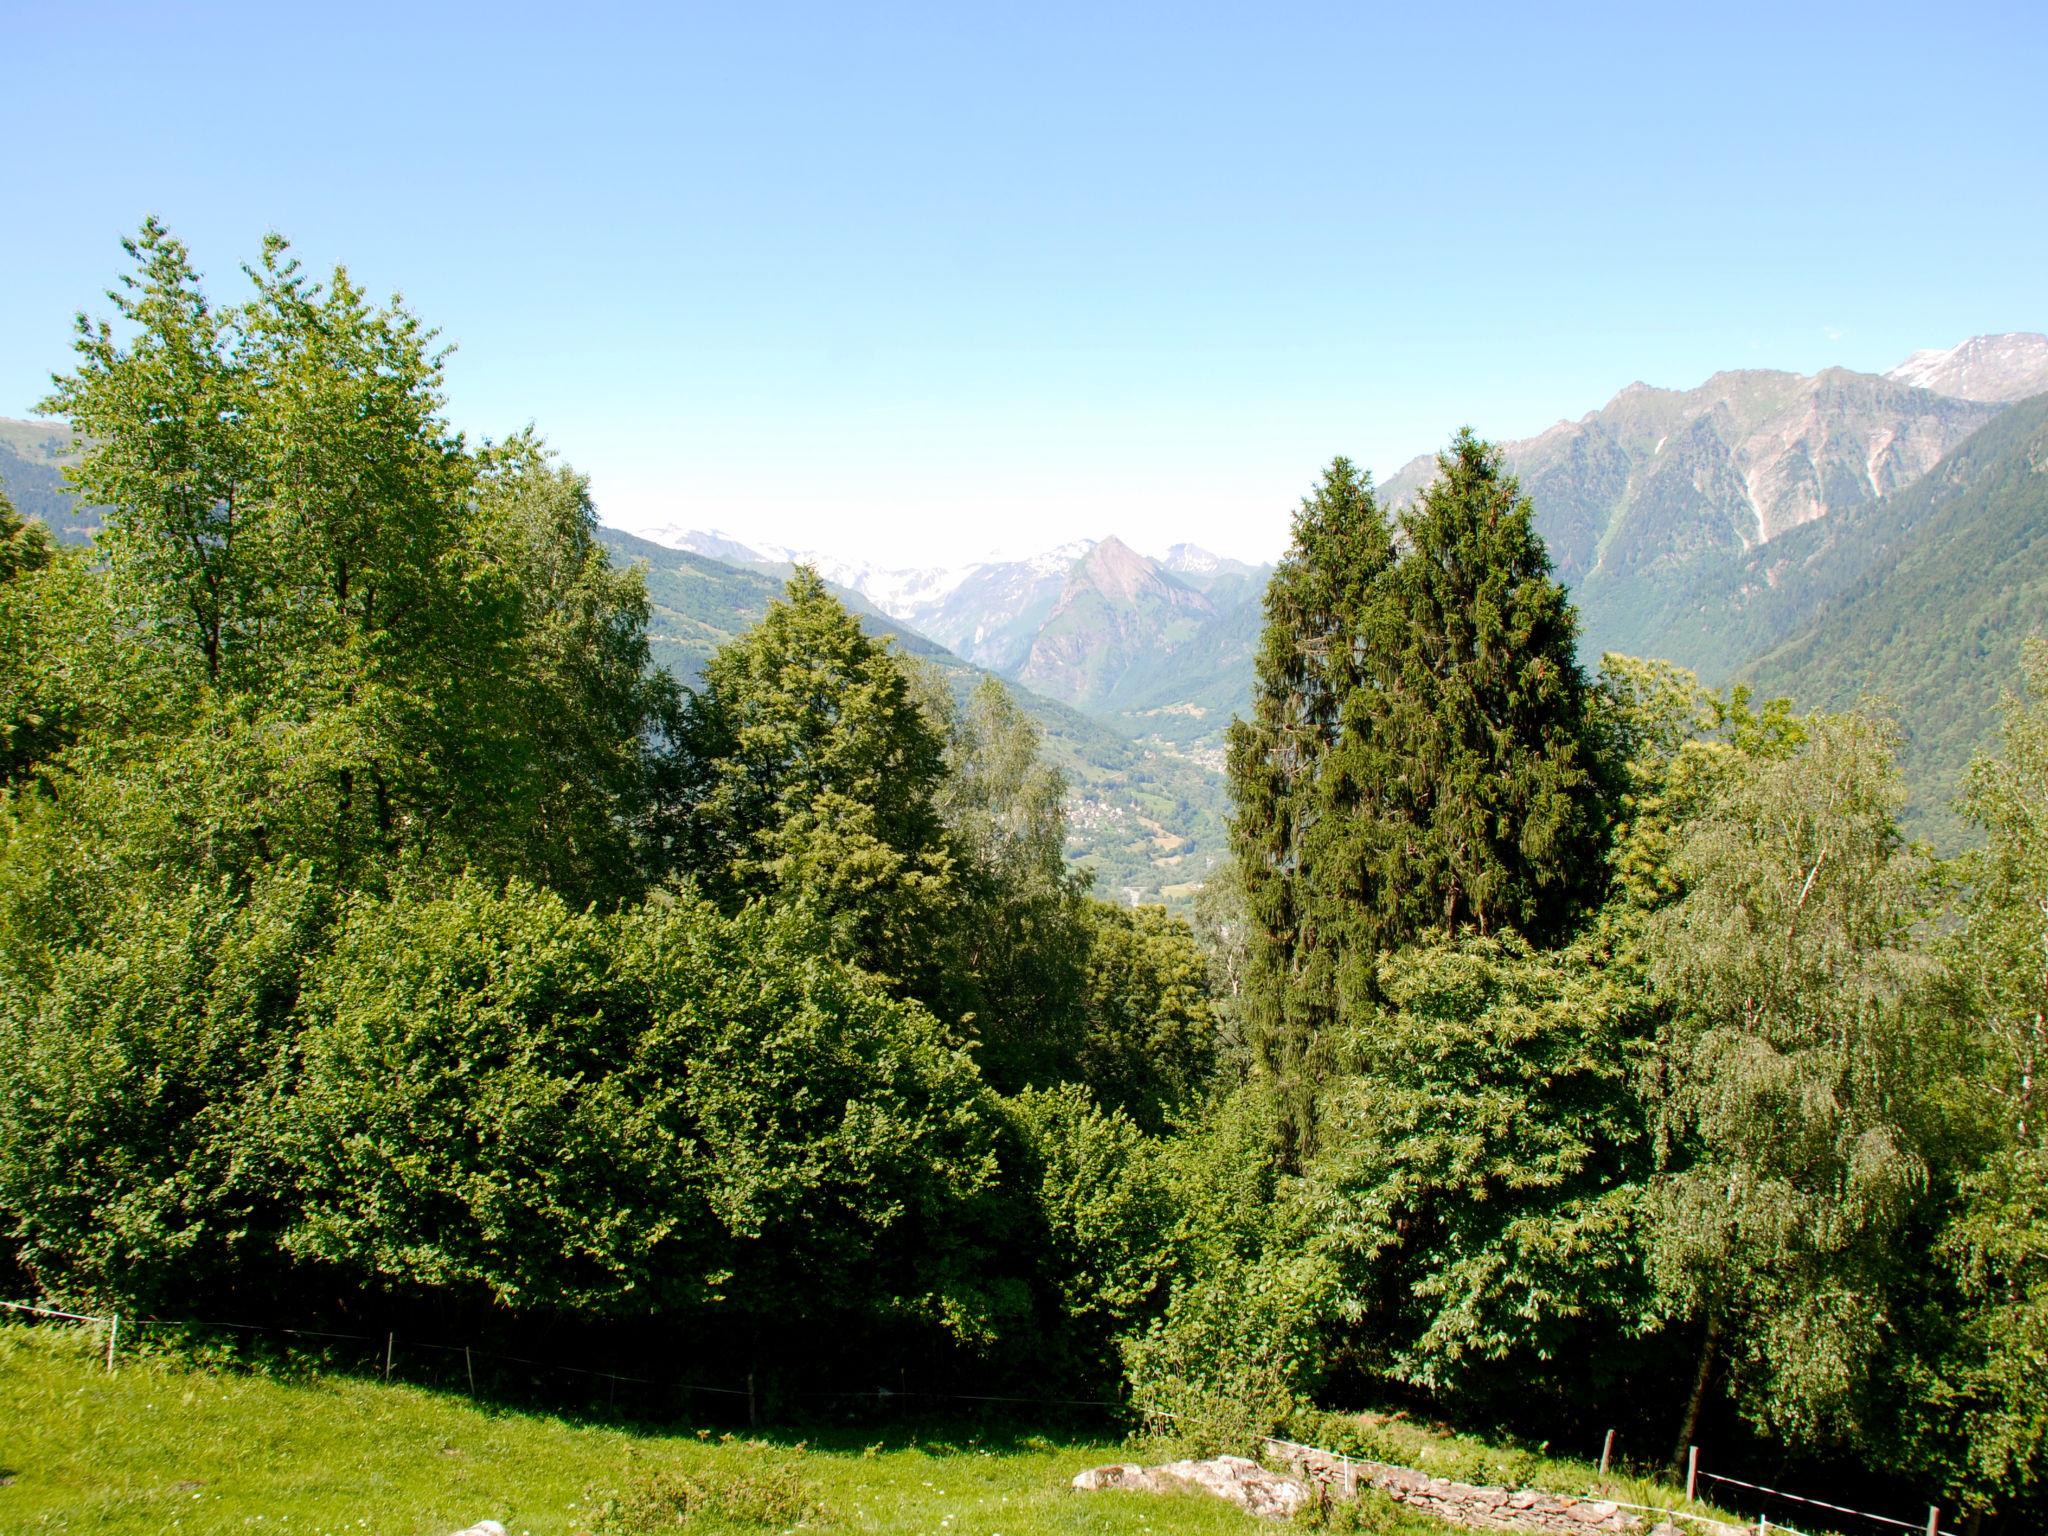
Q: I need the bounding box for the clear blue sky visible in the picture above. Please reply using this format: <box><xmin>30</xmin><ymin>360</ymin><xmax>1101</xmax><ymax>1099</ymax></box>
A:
<box><xmin>3</xmin><ymin>1</ymin><xmax>2043</xmax><ymax>566</ymax></box>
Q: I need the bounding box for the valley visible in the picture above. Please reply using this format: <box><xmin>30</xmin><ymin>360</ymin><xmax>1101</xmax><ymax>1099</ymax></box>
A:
<box><xmin>637</xmin><ymin>331</ymin><xmax>2048</xmax><ymax>860</ymax></box>
<box><xmin>7</xmin><ymin>329</ymin><xmax>2045</xmax><ymax>894</ymax></box>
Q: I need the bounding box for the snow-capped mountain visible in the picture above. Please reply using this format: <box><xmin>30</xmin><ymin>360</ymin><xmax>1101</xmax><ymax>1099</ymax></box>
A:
<box><xmin>1160</xmin><ymin>542</ymin><xmax>1263</xmax><ymax>591</ymax></box>
<box><xmin>642</xmin><ymin>524</ymin><xmax>983</xmax><ymax>617</ymax></box>
<box><xmin>1885</xmin><ymin>332</ymin><xmax>2048</xmax><ymax>404</ymax></box>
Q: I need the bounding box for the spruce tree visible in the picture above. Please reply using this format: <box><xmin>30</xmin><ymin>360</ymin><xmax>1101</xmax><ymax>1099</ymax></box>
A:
<box><xmin>1226</xmin><ymin>457</ymin><xmax>1396</xmax><ymax>1165</ymax></box>
<box><xmin>1367</xmin><ymin>429</ymin><xmax>1607</xmax><ymax>943</ymax></box>
<box><xmin>1228</xmin><ymin>438</ymin><xmax>1610</xmax><ymax>1162</ymax></box>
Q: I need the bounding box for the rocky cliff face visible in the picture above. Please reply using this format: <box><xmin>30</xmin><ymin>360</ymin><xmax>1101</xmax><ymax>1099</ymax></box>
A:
<box><xmin>1385</xmin><ymin>366</ymin><xmax>1998</xmax><ymax>583</ymax></box>
<box><xmin>1017</xmin><ymin>536</ymin><xmax>1215</xmax><ymax>707</ymax></box>
<box><xmin>1380</xmin><ymin>353</ymin><xmax>2010</xmax><ymax>663</ymax></box>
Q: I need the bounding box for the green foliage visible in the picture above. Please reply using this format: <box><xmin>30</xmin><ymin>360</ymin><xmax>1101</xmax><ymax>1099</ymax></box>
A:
<box><xmin>33</xmin><ymin>220</ymin><xmax>667</xmax><ymax>903</ymax></box>
<box><xmin>454</xmin><ymin>437</ymin><xmax>679</xmax><ymax>903</ymax></box>
<box><xmin>1122</xmin><ymin>1239</ymin><xmax>1336</xmax><ymax>1455</ymax></box>
<box><xmin>0</xmin><ymin>864</ymin><xmax>327</xmax><ymax>1310</ymax></box>
<box><xmin>1909</xmin><ymin>1146</ymin><xmax>2048</xmax><ymax>1516</ymax></box>
<box><xmin>1226</xmin><ymin>456</ymin><xmax>1398</xmax><ymax>1163</ymax></box>
<box><xmin>1370</xmin><ymin>430</ymin><xmax>1609</xmax><ymax>944</ymax></box>
<box><xmin>1596</xmin><ymin>654</ymin><xmax>1807</xmax><ymax>907</ymax></box>
<box><xmin>287</xmin><ymin>881</ymin><xmax>1010</xmax><ymax>1340</ymax></box>
<box><xmin>942</xmin><ymin>677</ymin><xmax>1092</xmax><ymax>1090</ymax></box>
<box><xmin>1228</xmin><ymin>441</ymin><xmax>1611</xmax><ymax>1165</ymax></box>
<box><xmin>1000</xmin><ymin>1085</ymin><xmax>1174</xmax><ymax>1384</ymax></box>
<box><xmin>591</xmin><ymin>1446</ymin><xmax>828</xmax><ymax>1532</ymax></box>
<box><xmin>0</xmin><ymin>492</ymin><xmax>99</xmax><ymax>788</ymax></box>
<box><xmin>283</xmin><ymin>876</ymin><xmax>681</xmax><ymax>1313</ymax></box>
<box><xmin>0</xmin><ymin>484</ymin><xmax>53</xmax><ymax>583</ymax></box>
<box><xmin>1313</xmin><ymin>934</ymin><xmax>1656</xmax><ymax>1405</ymax></box>
<box><xmin>1077</xmin><ymin>904</ymin><xmax>1218</xmax><ymax>1131</ymax></box>
<box><xmin>1643</xmin><ymin>710</ymin><xmax>1946</xmax><ymax>1450</ymax></box>
<box><xmin>672</xmin><ymin>567</ymin><xmax>959</xmax><ymax>994</ymax></box>
<box><xmin>1123</xmin><ymin>1086</ymin><xmax>1336</xmax><ymax>1452</ymax></box>
<box><xmin>1898</xmin><ymin>641</ymin><xmax>2048</xmax><ymax>1514</ymax></box>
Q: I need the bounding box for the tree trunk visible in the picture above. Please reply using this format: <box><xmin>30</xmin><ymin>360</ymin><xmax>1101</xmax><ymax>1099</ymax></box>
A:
<box><xmin>1671</xmin><ymin>1312</ymin><xmax>1721</xmax><ymax>1475</ymax></box>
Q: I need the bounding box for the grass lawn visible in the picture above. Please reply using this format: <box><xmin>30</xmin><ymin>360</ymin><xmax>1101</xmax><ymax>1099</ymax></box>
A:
<box><xmin>2</xmin><ymin>1321</ymin><xmax>1762</xmax><ymax>1536</ymax></box>
<box><xmin>0</xmin><ymin>1324</ymin><xmax>1271</xmax><ymax>1536</ymax></box>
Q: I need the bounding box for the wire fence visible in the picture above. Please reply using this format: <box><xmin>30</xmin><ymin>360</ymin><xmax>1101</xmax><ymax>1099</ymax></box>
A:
<box><xmin>1697</xmin><ymin>1467</ymin><xmax>1943</xmax><ymax>1536</ymax></box>
<box><xmin>1</xmin><ymin>1298</ymin><xmax>1952</xmax><ymax>1536</ymax></box>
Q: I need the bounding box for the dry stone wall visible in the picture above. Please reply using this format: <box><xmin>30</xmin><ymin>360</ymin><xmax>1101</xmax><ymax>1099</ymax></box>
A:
<box><xmin>1074</xmin><ymin>1442</ymin><xmax>1740</xmax><ymax>1536</ymax></box>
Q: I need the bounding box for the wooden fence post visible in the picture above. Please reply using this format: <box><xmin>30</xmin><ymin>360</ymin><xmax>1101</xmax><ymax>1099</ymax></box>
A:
<box><xmin>1599</xmin><ymin>1429</ymin><xmax>1615</xmax><ymax>1477</ymax></box>
<box><xmin>1927</xmin><ymin>1505</ymin><xmax>1940</xmax><ymax>1536</ymax></box>
<box><xmin>1685</xmin><ymin>1446</ymin><xmax>1699</xmax><ymax>1501</ymax></box>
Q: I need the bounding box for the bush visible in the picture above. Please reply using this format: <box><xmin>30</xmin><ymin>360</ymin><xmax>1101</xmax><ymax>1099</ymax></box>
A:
<box><xmin>998</xmin><ymin>1085</ymin><xmax>1173</xmax><ymax>1385</ymax></box>
<box><xmin>0</xmin><ymin>864</ymin><xmax>326</xmax><ymax>1310</ymax></box>
<box><xmin>590</xmin><ymin>1446</ymin><xmax>827</xmax><ymax>1532</ymax></box>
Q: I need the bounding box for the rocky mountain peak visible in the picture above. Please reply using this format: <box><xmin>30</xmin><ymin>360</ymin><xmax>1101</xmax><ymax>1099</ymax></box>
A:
<box><xmin>1886</xmin><ymin>333</ymin><xmax>2048</xmax><ymax>404</ymax></box>
<box><xmin>1075</xmin><ymin>535</ymin><xmax>1179</xmax><ymax>605</ymax></box>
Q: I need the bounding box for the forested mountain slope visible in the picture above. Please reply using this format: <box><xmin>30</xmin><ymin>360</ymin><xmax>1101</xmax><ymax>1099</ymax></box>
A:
<box><xmin>1741</xmin><ymin>393</ymin><xmax>2048</xmax><ymax>845</ymax></box>
<box><xmin>0</xmin><ymin>418</ymin><xmax>97</xmax><ymax>544</ymax></box>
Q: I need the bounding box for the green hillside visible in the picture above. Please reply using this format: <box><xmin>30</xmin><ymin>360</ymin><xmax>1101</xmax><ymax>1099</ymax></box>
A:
<box><xmin>0</xmin><ymin>418</ymin><xmax>98</xmax><ymax>544</ymax></box>
<box><xmin>602</xmin><ymin>530</ymin><xmax>1230</xmax><ymax>905</ymax></box>
<box><xmin>1740</xmin><ymin>393</ymin><xmax>2048</xmax><ymax>846</ymax></box>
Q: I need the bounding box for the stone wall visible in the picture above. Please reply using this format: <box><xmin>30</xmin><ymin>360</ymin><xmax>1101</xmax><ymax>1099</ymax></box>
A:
<box><xmin>1074</xmin><ymin>1440</ymin><xmax>1747</xmax><ymax>1536</ymax></box>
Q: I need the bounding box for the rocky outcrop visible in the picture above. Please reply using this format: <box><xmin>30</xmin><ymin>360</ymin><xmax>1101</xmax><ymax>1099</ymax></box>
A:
<box><xmin>1071</xmin><ymin>1456</ymin><xmax>1311</xmax><ymax>1518</ymax></box>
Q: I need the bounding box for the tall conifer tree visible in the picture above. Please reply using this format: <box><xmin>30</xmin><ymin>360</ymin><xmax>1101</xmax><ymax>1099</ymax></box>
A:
<box><xmin>1366</xmin><ymin>428</ymin><xmax>1607</xmax><ymax>942</ymax></box>
<box><xmin>1227</xmin><ymin>457</ymin><xmax>1396</xmax><ymax>1165</ymax></box>
<box><xmin>1229</xmin><ymin>438</ymin><xmax>1610</xmax><ymax>1162</ymax></box>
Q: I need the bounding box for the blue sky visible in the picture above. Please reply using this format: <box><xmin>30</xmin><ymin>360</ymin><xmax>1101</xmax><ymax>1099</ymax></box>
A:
<box><xmin>3</xmin><ymin>1</ymin><xmax>2043</xmax><ymax>566</ymax></box>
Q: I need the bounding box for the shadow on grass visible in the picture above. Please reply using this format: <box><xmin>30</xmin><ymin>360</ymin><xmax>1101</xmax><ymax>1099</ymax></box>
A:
<box><xmin>112</xmin><ymin>1318</ymin><xmax>1138</xmax><ymax>1455</ymax></box>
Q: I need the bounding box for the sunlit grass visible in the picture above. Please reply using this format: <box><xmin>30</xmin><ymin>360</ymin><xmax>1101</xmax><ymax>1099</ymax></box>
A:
<box><xmin>0</xmin><ymin>1324</ymin><xmax>1264</xmax><ymax>1536</ymax></box>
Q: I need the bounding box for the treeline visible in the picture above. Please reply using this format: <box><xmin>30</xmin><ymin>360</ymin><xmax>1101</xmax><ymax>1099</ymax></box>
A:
<box><xmin>2</xmin><ymin>226</ymin><xmax>2045</xmax><ymax>1526</ymax></box>
<box><xmin>0</xmin><ymin>224</ymin><xmax>1210</xmax><ymax>1390</ymax></box>
<box><xmin>1137</xmin><ymin>453</ymin><xmax>2048</xmax><ymax>1527</ymax></box>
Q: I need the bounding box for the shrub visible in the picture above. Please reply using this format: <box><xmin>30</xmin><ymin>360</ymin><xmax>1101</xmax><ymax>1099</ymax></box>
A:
<box><xmin>590</xmin><ymin>1447</ymin><xmax>827</xmax><ymax>1532</ymax></box>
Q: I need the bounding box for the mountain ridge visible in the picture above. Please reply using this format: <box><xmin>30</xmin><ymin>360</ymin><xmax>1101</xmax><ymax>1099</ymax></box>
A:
<box><xmin>1379</xmin><ymin>339</ymin><xmax>2039</xmax><ymax>671</ymax></box>
<box><xmin>1740</xmin><ymin>390</ymin><xmax>2048</xmax><ymax>846</ymax></box>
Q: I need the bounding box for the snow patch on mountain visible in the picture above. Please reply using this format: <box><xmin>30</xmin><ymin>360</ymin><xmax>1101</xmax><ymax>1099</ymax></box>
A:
<box><xmin>1887</xmin><ymin>333</ymin><xmax>2048</xmax><ymax>404</ymax></box>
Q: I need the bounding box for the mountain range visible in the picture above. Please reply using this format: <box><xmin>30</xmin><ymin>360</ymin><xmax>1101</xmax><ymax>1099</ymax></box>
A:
<box><xmin>7</xmin><ymin>330</ymin><xmax>2046</xmax><ymax>894</ymax></box>
<box><xmin>652</xmin><ymin>527</ymin><xmax>1271</xmax><ymax>764</ymax></box>
<box><xmin>643</xmin><ymin>331</ymin><xmax>2048</xmax><ymax>861</ymax></box>
<box><xmin>1381</xmin><ymin>333</ymin><xmax>2048</xmax><ymax>674</ymax></box>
